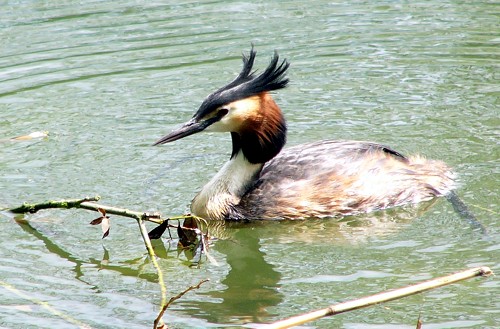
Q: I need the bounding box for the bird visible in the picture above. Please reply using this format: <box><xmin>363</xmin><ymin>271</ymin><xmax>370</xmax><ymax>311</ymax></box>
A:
<box><xmin>154</xmin><ymin>47</ymin><xmax>456</xmax><ymax>221</ymax></box>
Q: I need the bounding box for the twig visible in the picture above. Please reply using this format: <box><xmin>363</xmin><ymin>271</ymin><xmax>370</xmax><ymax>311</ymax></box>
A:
<box><xmin>135</xmin><ymin>218</ymin><xmax>168</xmax><ymax>329</ymax></box>
<box><xmin>416</xmin><ymin>314</ymin><xmax>423</xmax><ymax>329</ymax></box>
<box><xmin>261</xmin><ymin>266</ymin><xmax>493</xmax><ymax>329</ymax></box>
<box><xmin>9</xmin><ymin>196</ymin><xmax>165</xmax><ymax>225</ymax></box>
<box><xmin>10</xmin><ymin>196</ymin><xmax>101</xmax><ymax>214</ymax></box>
<box><xmin>154</xmin><ymin>279</ymin><xmax>210</xmax><ymax>329</ymax></box>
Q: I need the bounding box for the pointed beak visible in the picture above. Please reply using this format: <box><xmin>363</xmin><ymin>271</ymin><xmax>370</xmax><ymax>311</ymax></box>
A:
<box><xmin>154</xmin><ymin>118</ymin><xmax>208</xmax><ymax>145</ymax></box>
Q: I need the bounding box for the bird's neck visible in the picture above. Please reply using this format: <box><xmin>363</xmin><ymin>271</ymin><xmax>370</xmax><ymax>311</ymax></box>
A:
<box><xmin>191</xmin><ymin>93</ymin><xmax>287</xmax><ymax>220</ymax></box>
<box><xmin>231</xmin><ymin>93</ymin><xmax>287</xmax><ymax>164</ymax></box>
<box><xmin>191</xmin><ymin>151</ymin><xmax>263</xmax><ymax>220</ymax></box>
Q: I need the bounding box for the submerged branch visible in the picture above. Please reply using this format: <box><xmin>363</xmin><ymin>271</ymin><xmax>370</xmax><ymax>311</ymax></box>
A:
<box><xmin>154</xmin><ymin>278</ymin><xmax>210</xmax><ymax>329</ymax></box>
<box><xmin>262</xmin><ymin>266</ymin><xmax>493</xmax><ymax>329</ymax></box>
<box><xmin>137</xmin><ymin>217</ymin><xmax>168</xmax><ymax>329</ymax></box>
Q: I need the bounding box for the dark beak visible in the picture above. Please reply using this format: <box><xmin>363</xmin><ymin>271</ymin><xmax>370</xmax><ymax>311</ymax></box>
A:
<box><xmin>154</xmin><ymin>118</ymin><xmax>209</xmax><ymax>145</ymax></box>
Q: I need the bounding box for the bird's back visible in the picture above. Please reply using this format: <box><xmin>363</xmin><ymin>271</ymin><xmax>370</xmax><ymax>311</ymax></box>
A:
<box><xmin>236</xmin><ymin>140</ymin><xmax>456</xmax><ymax>220</ymax></box>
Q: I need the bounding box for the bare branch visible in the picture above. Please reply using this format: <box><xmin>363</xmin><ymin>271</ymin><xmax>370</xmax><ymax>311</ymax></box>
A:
<box><xmin>154</xmin><ymin>279</ymin><xmax>210</xmax><ymax>329</ymax></box>
<box><xmin>10</xmin><ymin>196</ymin><xmax>168</xmax><ymax>225</ymax></box>
<box><xmin>262</xmin><ymin>266</ymin><xmax>493</xmax><ymax>329</ymax></box>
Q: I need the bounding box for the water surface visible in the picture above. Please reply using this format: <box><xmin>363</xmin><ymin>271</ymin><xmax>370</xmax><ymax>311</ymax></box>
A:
<box><xmin>1</xmin><ymin>1</ymin><xmax>498</xmax><ymax>328</ymax></box>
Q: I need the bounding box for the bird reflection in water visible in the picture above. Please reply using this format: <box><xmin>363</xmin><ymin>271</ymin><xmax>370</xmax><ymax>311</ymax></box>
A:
<box><xmin>178</xmin><ymin>226</ymin><xmax>283</xmax><ymax>325</ymax></box>
<box><xmin>174</xmin><ymin>199</ymin><xmax>436</xmax><ymax>325</ymax></box>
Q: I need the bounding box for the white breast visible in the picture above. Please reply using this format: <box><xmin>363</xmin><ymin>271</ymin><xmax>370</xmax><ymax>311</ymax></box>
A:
<box><xmin>191</xmin><ymin>151</ymin><xmax>263</xmax><ymax>220</ymax></box>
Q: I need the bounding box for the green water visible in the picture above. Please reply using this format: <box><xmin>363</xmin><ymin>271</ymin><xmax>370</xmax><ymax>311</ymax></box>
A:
<box><xmin>0</xmin><ymin>1</ymin><xmax>498</xmax><ymax>328</ymax></box>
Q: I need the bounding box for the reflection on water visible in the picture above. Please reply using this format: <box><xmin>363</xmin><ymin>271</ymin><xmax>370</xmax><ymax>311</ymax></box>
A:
<box><xmin>13</xmin><ymin>215</ymin><xmax>158</xmax><ymax>284</ymax></box>
<box><xmin>182</xmin><ymin>230</ymin><xmax>283</xmax><ymax>324</ymax></box>
<box><xmin>11</xmin><ymin>210</ymin><xmax>284</xmax><ymax>325</ymax></box>
<box><xmin>12</xmin><ymin>200</ymin><xmax>446</xmax><ymax>327</ymax></box>
<box><xmin>175</xmin><ymin>199</ymin><xmax>445</xmax><ymax>325</ymax></box>
<box><xmin>200</xmin><ymin>199</ymin><xmax>439</xmax><ymax>244</ymax></box>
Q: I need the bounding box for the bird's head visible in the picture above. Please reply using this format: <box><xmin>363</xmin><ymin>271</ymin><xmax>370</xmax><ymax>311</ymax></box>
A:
<box><xmin>154</xmin><ymin>47</ymin><xmax>290</xmax><ymax>161</ymax></box>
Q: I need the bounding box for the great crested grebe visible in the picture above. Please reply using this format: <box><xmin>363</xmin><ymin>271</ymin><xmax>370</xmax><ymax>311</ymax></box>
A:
<box><xmin>154</xmin><ymin>48</ymin><xmax>456</xmax><ymax>221</ymax></box>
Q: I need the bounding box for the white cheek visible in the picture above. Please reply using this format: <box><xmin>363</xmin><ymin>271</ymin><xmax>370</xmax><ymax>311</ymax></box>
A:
<box><xmin>205</xmin><ymin>119</ymin><xmax>230</xmax><ymax>132</ymax></box>
<box><xmin>205</xmin><ymin>114</ymin><xmax>240</xmax><ymax>132</ymax></box>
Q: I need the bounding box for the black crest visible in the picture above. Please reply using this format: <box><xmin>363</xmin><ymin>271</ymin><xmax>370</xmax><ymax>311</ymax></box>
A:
<box><xmin>194</xmin><ymin>47</ymin><xmax>290</xmax><ymax>120</ymax></box>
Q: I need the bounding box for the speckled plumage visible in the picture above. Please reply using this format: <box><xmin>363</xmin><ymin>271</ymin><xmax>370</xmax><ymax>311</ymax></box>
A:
<box><xmin>232</xmin><ymin>140</ymin><xmax>455</xmax><ymax>220</ymax></box>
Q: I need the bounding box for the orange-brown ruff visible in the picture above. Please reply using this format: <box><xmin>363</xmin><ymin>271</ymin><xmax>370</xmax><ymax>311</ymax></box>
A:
<box><xmin>155</xmin><ymin>48</ymin><xmax>456</xmax><ymax>221</ymax></box>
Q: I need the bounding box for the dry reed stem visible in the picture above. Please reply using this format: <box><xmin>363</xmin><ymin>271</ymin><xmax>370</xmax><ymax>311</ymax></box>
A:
<box><xmin>262</xmin><ymin>266</ymin><xmax>492</xmax><ymax>329</ymax></box>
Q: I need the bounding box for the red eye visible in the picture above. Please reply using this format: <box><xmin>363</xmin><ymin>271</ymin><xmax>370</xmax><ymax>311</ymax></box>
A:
<box><xmin>218</xmin><ymin>108</ymin><xmax>229</xmax><ymax>118</ymax></box>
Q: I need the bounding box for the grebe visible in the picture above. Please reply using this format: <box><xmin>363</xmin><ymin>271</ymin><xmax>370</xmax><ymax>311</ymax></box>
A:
<box><xmin>154</xmin><ymin>48</ymin><xmax>456</xmax><ymax>221</ymax></box>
